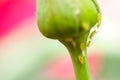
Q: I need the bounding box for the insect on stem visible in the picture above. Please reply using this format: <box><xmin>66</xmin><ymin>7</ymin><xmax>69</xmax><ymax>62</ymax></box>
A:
<box><xmin>78</xmin><ymin>56</ymin><xmax>84</xmax><ymax>64</ymax></box>
<box><xmin>89</xmin><ymin>30</ymin><xmax>97</xmax><ymax>39</ymax></box>
<box><xmin>65</xmin><ymin>38</ymin><xmax>76</xmax><ymax>47</ymax></box>
<box><xmin>97</xmin><ymin>13</ymin><xmax>101</xmax><ymax>28</ymax></box>
<box><xmin>86</xmin><ymin>40</ymin><xmax>91</xmax><ymax>47</ymax></box>
<box><xmin>80</xmin><ymin>43</ymin><xmax>85</xmax><ymax>57</ymax></box>
<box><xmin>81</xmin><ymin>22</ymin><xmax>90</xmax><ymax>31</ymax></box>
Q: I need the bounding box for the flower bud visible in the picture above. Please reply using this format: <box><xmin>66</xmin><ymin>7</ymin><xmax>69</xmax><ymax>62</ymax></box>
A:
<box><xmin>37</xmin><ymin>0</ymin><xmax>100</xmax><ymax>40</ymax></box>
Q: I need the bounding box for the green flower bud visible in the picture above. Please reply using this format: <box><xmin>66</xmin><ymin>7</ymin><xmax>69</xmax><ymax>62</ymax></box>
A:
<box><xmin>37</xmin><ymin>1</ymin><xmax>101</xmax><ymax>80</ymax></box>
<box><xmin>37</xmin><ymin>0</ymin><xmax>100</xmax><ymax>40</ymax></box>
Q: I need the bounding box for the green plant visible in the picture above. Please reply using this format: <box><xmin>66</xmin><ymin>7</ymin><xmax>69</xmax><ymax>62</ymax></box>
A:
<box><xmin>37</xmin><ymin>0</ymin><xmax>101</xmax><ymax>80</ymax></box>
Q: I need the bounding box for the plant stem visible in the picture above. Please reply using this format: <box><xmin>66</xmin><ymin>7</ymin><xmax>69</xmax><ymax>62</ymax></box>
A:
<box><xmin>69</xmin><ymin>45</ymin><xmax>90</xmax><ymax>80</ymax></box>
<box><xmin>59</xmin><ymin>37</ymin><xmax>90</xmax><ymax>80</ymax></box>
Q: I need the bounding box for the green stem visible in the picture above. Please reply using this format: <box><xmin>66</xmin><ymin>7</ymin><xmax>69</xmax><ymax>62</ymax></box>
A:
<box><xmin>69</xmin><ymin>45</ymin><xmax>90</xmax><ymax>80</ymax></box>
<box><xmin>59</xmin><ymin>37</ymin><xmax>90</xmax><ymax>80</ymax></box>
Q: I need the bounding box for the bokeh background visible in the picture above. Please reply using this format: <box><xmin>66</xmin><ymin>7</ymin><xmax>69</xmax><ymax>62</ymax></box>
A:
<box><xmin>0</xmin><ymin>0</ymin><xmax>120</xmax><ymax>80</ymax></box>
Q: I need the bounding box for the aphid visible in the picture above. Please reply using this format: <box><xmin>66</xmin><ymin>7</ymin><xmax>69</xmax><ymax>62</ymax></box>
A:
<box><xmin>80</xmin><ymin>43</ymin><xmax>85</xmax><ymax>50</ymax></box>
<box><xmin>65</xmin><ymin>38</ymin><xmax>76</xmax><ymax>47</ymax></box>
<box><xmin>65</xmin><ymin>38</ymin><xmax>73</xmax><ymax>42</ymax></box>
<box><xmin>71</xmin><ymin>40</ymin><xmax>76</xmax><ymax>47</ymax></box>
<box><xmin>80</xmin><ymin>43</ymin><xmax>85</xmax><ymax>56</ymax></box>
<box><xmin>89</xmin><ymin>30</ymin><xmax>97</xmax><ymax>39</ymax></box>
<box><xmin>81</xmin><ymin>22</ymin><xmax>89</xmax><ymax>31</ymax></box>
<box><xmin>86</xmin><ymin>40</ymin><xmax>91</xmax><ymax>47</ymax></box>
<box><xmin>97</xmin><ymin>13</ymin><xmax>101</xmax><ymax>28</ymax></box>
<box><xmin>78</xmin><ymin>56</ymin><xmax>84</xmax><ymax>64</ymax></box>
